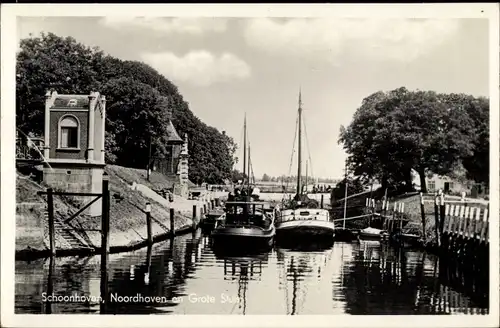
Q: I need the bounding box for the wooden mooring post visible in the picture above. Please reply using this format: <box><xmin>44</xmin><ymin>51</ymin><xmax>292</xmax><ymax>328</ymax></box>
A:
<box><xmin>100</xmin><ymin>174</ymin><xmax>110</xmax><ymax>314</ymax></box>
<box><xmin>192</xmin><ymin>205</ymin><xmax>197</xmax><ymax>229</ymax></box>
<box><xmin>440</xmin><ymin>202</ymin><xmax>489</xmax><ymax>279</ymax></box>
<box><xmin>383</xmin><ymin>199</ymin><xmax>390</xmax><ymax>231</ymax></box>
<box><xmin>390</xmin><ymin>202</ymin><xmax>397</xmax><ymax>233</ymax></box>
<box><xmin>47</xmin><ymin>188</ymin><xmax>56</xmax><ymax>257</ymax></box>
<box><xmin>419</xmin><ymin>193</ymin><xmax>426</xmax><ymax>242</ymax></box>
<box><xmin>320</xmin><ymin>194</ymin><xmax>324</xmax><ymax>209</ymax></box>
<box><xmin>381</xmin><ymin>199</ymin><xmax>387</xmax><ymax>229</ymax></box>
<box><xmin>145</xmin><ymin>202</ymin><xmax>152</xmax><ymax>245</ymax></box>
<box><xmin>434</xmin><ymin>192</ymin><xmax>441</xmax><ymax>247</ymax></box>
<box><xmin>369</xmin><ymin>199</ymin><xmax>375</xmax><ymax>227</ymax></box>
<box><xmin>45</xmin><ymin>255</ymin><xmax>55</xmax><ymax>314</ymax></box>
<box><xmin>398</xmin><ymin>202</ymin><xmax>405</xmax><ymax>232</ymax></box>
<box><xmin>439</xmin><ymin>193</ymin><xmax>446</xmax><ymax>237</ymax></box>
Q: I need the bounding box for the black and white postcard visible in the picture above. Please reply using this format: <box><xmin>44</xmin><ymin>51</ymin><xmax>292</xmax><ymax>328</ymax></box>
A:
<box><xmin>1</xmin><ymin>3</ymin><xmax>499</xmax><ymax>328</ymax></box>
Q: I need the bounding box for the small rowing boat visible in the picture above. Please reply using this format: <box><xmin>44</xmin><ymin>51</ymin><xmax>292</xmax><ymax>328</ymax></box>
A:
<box><xmin>358</xmin><ymin>227</ymin><xmax>389</xmax><ymax>240</ymax></box>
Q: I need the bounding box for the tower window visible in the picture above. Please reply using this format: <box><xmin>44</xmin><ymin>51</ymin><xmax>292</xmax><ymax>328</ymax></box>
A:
<box><xmin>59</xmin><ymin>115</ymin><xmax>79</xmax><ymax>148</ymax></box>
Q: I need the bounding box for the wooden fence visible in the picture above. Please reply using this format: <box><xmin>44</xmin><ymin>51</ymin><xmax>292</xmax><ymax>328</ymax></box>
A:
<box><xmin>364</xmin><ymin>193</ymin><xmax>490</xmax><ymax>300</ymax></box>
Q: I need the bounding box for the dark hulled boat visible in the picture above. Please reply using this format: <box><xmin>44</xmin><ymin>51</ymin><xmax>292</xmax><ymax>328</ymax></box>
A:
<box><xmin>211</xmin><ymin>113</ymin><xmax>275</xmax><ymax>251</ymax></box>
<box><xmin>211</xmin><ymin>196</ymin><xmax>276</xmax><ymax>251</ymax></box>
<box><xmin>200</xmin><ymin>208</ymin><xmax>225</xmax><ymax>232</ymax></box>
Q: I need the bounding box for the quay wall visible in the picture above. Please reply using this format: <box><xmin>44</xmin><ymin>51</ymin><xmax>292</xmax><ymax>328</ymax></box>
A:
<box><xmin>15</xmin><ymin>165</ymin><xmax>218</xmax><ymax>259</ymax></box>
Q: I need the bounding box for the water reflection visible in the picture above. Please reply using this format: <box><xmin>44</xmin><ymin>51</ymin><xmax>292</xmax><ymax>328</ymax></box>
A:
<box><xmin>15</xmin><ymin>230</ymin><xmax>488</xmax><ymax>315</ymax></box>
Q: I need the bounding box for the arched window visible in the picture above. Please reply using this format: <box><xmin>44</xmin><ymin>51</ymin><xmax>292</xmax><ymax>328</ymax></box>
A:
<box><xmin>59</xmin><ymin>115</ymin><xmax>79</xmax><ymax>148</ymax></box>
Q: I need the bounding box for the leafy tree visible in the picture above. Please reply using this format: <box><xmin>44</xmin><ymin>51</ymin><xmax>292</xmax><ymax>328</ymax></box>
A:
<box><xmin>330</xmin><ymin>177</ymin><xmax>366</xmax><ymax>203</ymax></box>
<box><xmin>438</xmin><ymin>94</ymin><xmax>489</xmax><ymax>184</ymax></box>
<box><xmin>231</xmin><ymin>169</ymin><xmax>247</xmax><ymax>183</ymax></box>
<box><xmin>100</xmin><ymin>78</ymin><xmax>172</xmax><ymax>167</ymax></box>
<box><xmin>339</xmin><ymin>87</ymin><xmax>480</xmax><ymax>193</ymax></box>
<box><xmin>262</xmin><ymin>173</ymin><xmax>271</xmax><ymax>182</ymax></box>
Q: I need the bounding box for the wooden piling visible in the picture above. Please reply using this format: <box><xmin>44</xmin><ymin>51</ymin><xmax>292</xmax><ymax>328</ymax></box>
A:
<box><xmin>320</xmin><ymin>194</ymin><xmax>324</xmax><ymax>209</ymax></box>
<box><xmin>439</xmin><ymin>193</ymin><xmax>445</xmax><ymax>237</ymax></box>
<box><xmin>211</xmin><ymin>199</ymin><xmax>215</xmax><ymax>210</ymax></box>
<box><xmin>434</xmin><ymin>194</ymin><xmax>440</xmax><ymax>247</ymax></box>
<box><xmin>480</xmin><ymin>209</ymin><xmax>488</xmax><ymax>243</ymax></box>
<box><xmin>452</xmin><ymin>205</ymin><xmax>460</xmax><ymax>239</ymax></box>
<box><xmin>145</xmin><ymin>202</ymin><xmax>152</xmax><ymax>245</ymax></box>
<box><xmin>203</xmin><ymin>203</ymin><xmax>207</xmax><ymax>215</ymax></box>
<box><xmin>192</xmin><ymin>205</ymin><xmax>197</xmax><ymax>229</ymax></box>
<box><xmin>47</xmin><ymin>188</ymin><xmax>56</xmax><ymax>257</ymax></box>
<box><xmin>399</xmin><ymin>203</ymin><xmax>404</xmax><ymax>231</ymax></box>
<box><xmin>45</xmin><ymin>255</ymin><xmax>55</xmax><ymax>314</ymax></box>
<box><xmin>458</xmin><ymin>205</ymin><xmax>465</xmax><ymax>238</ymax></box>
<box><xmin>170</xmin><ymin>208</ymin><xmax>175</xmax><ymax>236</ymax></box>
<box><xmin>383</xmin><ymin>200</ymin><xmax>390</xmax><ymax>230</ymax></box>
<box><xmin>100</xmin><ymin>175</ymin><xmax>110</xmax><ymax>314</ymax></box>
<box><xmin>370</xmin><ymin>199</ymin><xmax>375</xmax><ymax>227</ymax></box>
<box><xmin>419</xmin><ymin>193</ymin><xmax>426</xmax><ymax>242</ymax></box>
<box><xmin>441</xmin><ymin>204</ymin><xmax>451</xmax><ymax>249</ymax></box>
<box><xmin>472</xmin><ymin>207</ymin><xmax>480</xmax><ymax>241</ymax></box>
<box><xmin>390</xmin><ymin>202</ymin><xmax>397</xmax><ymax>233</ymax></box>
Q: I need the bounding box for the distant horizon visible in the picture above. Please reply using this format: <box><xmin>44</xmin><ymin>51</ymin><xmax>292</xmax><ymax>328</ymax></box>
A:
<box><xmin>17</xmin><ymin>17</ymin><xmax>489</xmax><ymax>178</ymax></box>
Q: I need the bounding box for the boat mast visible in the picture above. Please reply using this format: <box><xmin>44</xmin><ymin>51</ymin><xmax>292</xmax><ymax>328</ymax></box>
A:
<box><xmin>305</xmin><ymin>160</ymin><xmax>308</xmax><ymax>194</ymax></box>
<box><xmin>243</xmin><ymin>113</ymin><xmax>247</xmax><ymax>185</ymax></box>
<box><xmin>296</xmin><ymin>89</ymin><xmax>302</xmax><ymax>197</ymax></box>
<box><xmin>247</xmin><ymin>143</ymin><xmax>251</xmax><ymax>190</ymax></box>
<box><xmin>343</xmin><ymin>159</ymin><xmax>348</xmax><ymax>229</ymax></box>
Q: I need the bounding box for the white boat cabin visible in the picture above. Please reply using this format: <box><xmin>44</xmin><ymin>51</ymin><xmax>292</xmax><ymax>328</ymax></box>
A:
<box><xmin>276</xmin><ymin>208</ymin><xmax>330</xmax><ymax>223</ymax></box>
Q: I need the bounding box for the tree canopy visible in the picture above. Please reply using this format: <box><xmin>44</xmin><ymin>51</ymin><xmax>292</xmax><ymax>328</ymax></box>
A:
<box><xmin>339</xmin><ymin>87</ymin><xmax>489</xmax><ymax>193</ymax></box>
<box><xmin>16</xmin><ymin>32</ymin><xmax>237</xmax><ymax>184</ymax></box>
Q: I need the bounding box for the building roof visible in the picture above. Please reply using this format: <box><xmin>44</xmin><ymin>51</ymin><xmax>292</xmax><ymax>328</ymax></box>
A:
<box><xmin>166</xmin><ymin>120</ymin><xmax>184</xmax><ymax>144</ymax></box>
<box><xmin>51</xmin><ymin>95</ymin><xmax>90</xmax><ymax>109</ymax></box>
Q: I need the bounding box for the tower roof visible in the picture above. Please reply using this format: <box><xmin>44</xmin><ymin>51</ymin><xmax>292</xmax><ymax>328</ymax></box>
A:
<box><xmin>52</xmin><ymin>95</ymin><xmax>90</xmax><ymax>109</ymax></box>
<box><xmin>166</xmin><ymin>120</ymin><xmax>183</xmax><ymax>144</ymax></box>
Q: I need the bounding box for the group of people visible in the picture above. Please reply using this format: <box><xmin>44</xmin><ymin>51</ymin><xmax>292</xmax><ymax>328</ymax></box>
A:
<box><xmin>311</xmin><ymin>185</ymin><xmax>333</xmax><ymax>194</ymax></box>
<box><xmin>227</xmin><ymin>186</ymin><xmax>260</xmax><ymax>202</ymax></box>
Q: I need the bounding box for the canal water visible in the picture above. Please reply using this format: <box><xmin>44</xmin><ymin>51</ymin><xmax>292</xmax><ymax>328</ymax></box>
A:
<box><xmin>15</xmin><ymin>229</ymin><xmax>489</xmax><ymax>315</ymax></box>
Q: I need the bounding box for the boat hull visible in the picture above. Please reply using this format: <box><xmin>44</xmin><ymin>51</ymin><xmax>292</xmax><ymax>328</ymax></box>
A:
<box><xmin>211</xmin><ymin>226</ymin><xmax>275</xmax><ymax>250</ymax></box>
<box><xmin>275</xmin><ymin>220</ymin><xmax>336</xmax><ymax>239</ymax></box>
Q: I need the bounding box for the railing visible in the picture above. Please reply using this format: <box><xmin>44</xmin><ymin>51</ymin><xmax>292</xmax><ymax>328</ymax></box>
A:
<box><xmin>16</xmin><ymin>136</ymin><xmax>45</xmax><ymax>161</ymax></box>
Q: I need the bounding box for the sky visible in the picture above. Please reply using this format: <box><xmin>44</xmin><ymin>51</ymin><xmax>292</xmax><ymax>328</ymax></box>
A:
<box><xmin>17</xmin><ymin>17</ymin><xmax>489</xmax><ymax>180</ymax></box>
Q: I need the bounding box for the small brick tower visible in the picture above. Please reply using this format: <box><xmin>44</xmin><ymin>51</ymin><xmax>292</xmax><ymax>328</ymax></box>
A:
<box><xmin>42</xmin><ymin>90</ymin><xmax>106</xmax><ymax>217</ymax></box>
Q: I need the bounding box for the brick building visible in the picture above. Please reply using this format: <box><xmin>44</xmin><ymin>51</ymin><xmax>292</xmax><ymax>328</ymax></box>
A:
<box><xmin>42</xmin><ymin>90</ymin><xmax>106</xmax><ymax>216</ymax></box>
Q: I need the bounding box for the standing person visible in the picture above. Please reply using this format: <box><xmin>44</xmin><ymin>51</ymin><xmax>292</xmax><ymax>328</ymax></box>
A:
<box><xmin>228</xmin><ymin>191</ymin><xmax>235</xmax><ymax>202</ymax></box>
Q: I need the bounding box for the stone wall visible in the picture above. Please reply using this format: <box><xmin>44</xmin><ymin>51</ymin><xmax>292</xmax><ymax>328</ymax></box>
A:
<box><xmin>43</xmin><ymin>165</ymin><xmax>103</xmax><ymax>216</ymax></box>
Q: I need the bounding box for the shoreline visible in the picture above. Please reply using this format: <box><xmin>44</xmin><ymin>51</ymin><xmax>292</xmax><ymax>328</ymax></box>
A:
<box><xmin>15</xmin><ymin>222</ymin><xmax>195</xmax><ymax>261</ymax></box>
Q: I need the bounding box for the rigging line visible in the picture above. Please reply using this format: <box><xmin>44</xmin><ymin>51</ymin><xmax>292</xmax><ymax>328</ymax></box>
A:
<box><xmin>250</xmin><ymin>156</ymin><xmax>255</xmax><ymax>185</ymax></box>
<box><xmin>285</xmin><ymin>111</ymin><xmax>300</xmax><ymax>199</ymax></box>
<box><xmin>288</xmin><ymin>113</ymin><xmax>299</xmax><ymax>177</ymax></box>
<box><xmin>16</xmin><ymin>127</ymin><xmax>53</xmax><ymax>170</ymax></box>
<box><xmin>302</xmin><ymin>110</ymin><xmax>314</xmax><ymax>180</ymax></box>
<box><xmin>247</xmin><ymin>145</ymin><xmax>254</xmax><ymax>185</ymax></box>
<box><xmin>239</xmin><ymin>124</ymin><xmax>245</xmax><ymax>166</ymax></box>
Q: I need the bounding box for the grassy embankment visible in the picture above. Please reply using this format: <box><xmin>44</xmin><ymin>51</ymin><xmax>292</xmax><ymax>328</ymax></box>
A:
<box><xmin>16</xmin><ymin>164</ymin><xmax>207</xmax><ymax>255</ymax></box>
